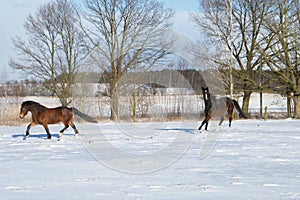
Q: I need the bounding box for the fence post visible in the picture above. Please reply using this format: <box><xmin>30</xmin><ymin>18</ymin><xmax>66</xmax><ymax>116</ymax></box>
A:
<box><xmin>264</xmin><ymin>106</ymin><xmax>268</xmax><ymax>121</ymax></box>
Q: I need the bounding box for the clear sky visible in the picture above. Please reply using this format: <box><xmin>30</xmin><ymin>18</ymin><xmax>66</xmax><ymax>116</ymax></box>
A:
<box><xmin>0</xmin><ymin>0</ymin><xmax>199</xmax><ymax>82</ymax></box>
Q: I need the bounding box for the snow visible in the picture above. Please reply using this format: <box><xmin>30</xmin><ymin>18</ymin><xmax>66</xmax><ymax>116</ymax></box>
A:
<box><xmin>1</xmin><ymin>119</ymin><xmax>300</xmax><ymax>199</ymax></box>
<box><xmin>245</xmin><ymin>93</ymin><xmax>287</xmax><ymax>112</ymax></box>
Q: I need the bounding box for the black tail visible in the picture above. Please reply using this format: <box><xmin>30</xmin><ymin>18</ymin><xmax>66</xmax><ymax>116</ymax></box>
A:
<box><xmin>232</xmin><ymin>100</ymin><xmax>250</xmax><ymax>119</ymax></box>
<box><xmin>72</xmin><ymin>108</ymin><xmax>98</xmax><ymax>123</ymax></box>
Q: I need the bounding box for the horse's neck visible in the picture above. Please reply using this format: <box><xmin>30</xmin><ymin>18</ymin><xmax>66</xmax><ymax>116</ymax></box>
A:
<box><xmin>203</xmin><ymin>91</ymin><xmax>212</xmax><ymax>110</ymax></box>
<box><xmin>203</xmin><ymin>91</ymin><xmax>211</xmax><ymax>101</ymax></box>
<box><xmin>29</xmin><ymin>104</ymin><xmax>46</xmax><ymax>114</ymax></box>
<box><xmin>204</xmin><ymin>93</ymin><xmax>207</xmax><ymax>100</ymax></box>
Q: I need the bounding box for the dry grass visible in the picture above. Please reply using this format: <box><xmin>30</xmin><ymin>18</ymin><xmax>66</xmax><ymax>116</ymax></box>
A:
<box><xmin>0</xmin><ymin>98</ymin><xmax>23</xmax><ymax>126</ymax></box>
<box><xmin>0</xmin><ymin>106</ymin><xmax>32</xmax><ymax>126</ymax></box>
<box><xmin>0</xmin><ymin>96</ymin><xmax>201</xmax><ymax>126</ymax></box>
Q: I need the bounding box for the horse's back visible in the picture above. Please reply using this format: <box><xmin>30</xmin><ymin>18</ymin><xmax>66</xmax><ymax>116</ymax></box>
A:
<box><xmin>39</xmin><ymin>106</ymin><xmax>73</xmax><ymax>124</ymax></box>
<box><xmin>54</xmin><ymin>106</ymin><xmax>74</xmax><ymax>118</ymax></box>
<box><xmin>60</xmin><ymin>106</ymin><xmax>74</xmax><ymax>119</ymax></box>
<box><xmin>209</xmin><ymin>97</ymin><xmax>227</xmax><ymax>115</ymax></box>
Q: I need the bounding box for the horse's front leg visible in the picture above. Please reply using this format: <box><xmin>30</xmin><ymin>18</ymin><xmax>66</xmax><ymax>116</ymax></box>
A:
<box><xmin>204</xmin><ymin>114</ymin><xmax>211</xmax><ymax>131</ymax></box>
<box><xmin>42</xmin><ymin>124</ymin><xmax>51</xmax><ymax>139</ymax></box>
<box><xmin>25</xmin><ymin>122</ymin><xmax>35</xmax><ymax>137</ymax></box>
<box><xmin>205</xmin><ymin>121</ymin><xmax>209</xmax><ymax>130</ymax></box>
<box><xmin>198</xmin><ymin>119</ymin><xmax>207</xmax><ymax>130</ymax></box>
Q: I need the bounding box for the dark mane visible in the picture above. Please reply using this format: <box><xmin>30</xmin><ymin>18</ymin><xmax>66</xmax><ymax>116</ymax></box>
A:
<box><xmin>22</xmin><ymin>101</ymin><xmax>47</xmax><ymax>112</ymax></box>
<box><xmin>22</xmin><ymin>100</ymin><xmax>43</xmax><ymax>106</ymax></box>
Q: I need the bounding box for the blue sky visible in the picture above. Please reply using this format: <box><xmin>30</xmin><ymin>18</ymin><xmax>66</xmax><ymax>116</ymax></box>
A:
<box><xmin>162</xmin><ymin>0</ymin><xmax>198</xmax><ymax>11</ymax></box>
<box><xmin>0</xmin><ymin>0</ymin><xmax>199</xmax><ymax>82</ymax></box>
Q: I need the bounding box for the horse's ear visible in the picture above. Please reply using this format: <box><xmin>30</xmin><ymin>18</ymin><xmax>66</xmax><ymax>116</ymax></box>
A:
<box><xmin>202</xmin><ymin>87</ymin><xmax>208</xmax><ymax>90</ymax></box>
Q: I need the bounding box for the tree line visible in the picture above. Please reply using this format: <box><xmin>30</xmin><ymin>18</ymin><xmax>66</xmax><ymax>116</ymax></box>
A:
<box><xmin>1</xmin><ymin>69</ymin><xmax>286</xmax><ymax>97</ymax></box>
<box><xmin>9</xmin><ymin>0</ymin><xmax>300</xmax><ymax>119</ymax></box>
<box><xmin>192</xmin><ymin>0</ymin><xmax>300</xmax><ymax>118</ymax></box>
<box><xmin>9</xmin><ymin>0</ymin><xmax>173</xmax><ymax>120</ymax></box>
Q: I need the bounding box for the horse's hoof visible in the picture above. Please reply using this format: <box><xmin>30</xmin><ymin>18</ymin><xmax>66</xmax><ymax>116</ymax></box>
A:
<box><xmin>47</xmin><ymin>136</ymin><xmax>51</xmax><ymax>140</ymax></box>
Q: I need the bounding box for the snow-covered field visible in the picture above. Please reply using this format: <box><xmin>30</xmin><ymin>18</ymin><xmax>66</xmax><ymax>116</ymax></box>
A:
<box><xmin>1</xmin><ymin>119</ymin><xmax>300</xmax><ymax>199</ymax></box>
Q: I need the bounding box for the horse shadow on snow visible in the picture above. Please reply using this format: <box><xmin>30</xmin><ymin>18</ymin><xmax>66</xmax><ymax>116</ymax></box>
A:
<box><xmin>157</xmin><ymin>127</ymin><xmax>196</xmax><ymax>135</ymax></box>
<box><xmin>12</xmin><ymin>133</ymin><xmax>68</xmax><ymax>140</ymax></box>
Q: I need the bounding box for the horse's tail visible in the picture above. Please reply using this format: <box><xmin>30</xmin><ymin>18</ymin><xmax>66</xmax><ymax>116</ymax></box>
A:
<box><xmin>72</xmin><ymin>108</ymin><xmax>98</xmax><ymax>123</ymax></box>
<box><xmin>232</xmin><ymin>100</ymin><xmax>250</xmax><ymax>119</ymax></box>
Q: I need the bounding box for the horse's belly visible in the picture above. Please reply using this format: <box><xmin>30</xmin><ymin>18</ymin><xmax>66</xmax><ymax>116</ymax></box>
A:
<box><xmin>47</xmin><ymin>120</ymin><xmax>61</xmax><ymax>124</ymax></box>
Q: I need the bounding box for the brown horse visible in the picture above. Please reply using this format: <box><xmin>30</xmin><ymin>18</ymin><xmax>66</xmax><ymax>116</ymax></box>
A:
<box><xmin>198</xmin><ymin>87</ymin><xmax>249</xmax><ymax>131</ymax></box>
<box><xmin>19</xmin><ymin>101</ymin><xmax>79</xmax><ymax>139</ymax></box>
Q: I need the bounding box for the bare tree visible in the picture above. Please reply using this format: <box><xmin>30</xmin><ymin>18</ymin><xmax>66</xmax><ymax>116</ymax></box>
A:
<box><xmin>82</xmin><ymin>0</ymin><xmax>174</xmax><ymax>120</ymax></box>
<box><xmin>192</xmin><ymin>0</ymin><xmax>271</xmax><ymax>114</ymax></box>
<box><xmin>0</xmin><ymin>69</ymin><xmax>8</xmax><ymax>98</ymax></box>
<box><xmin>262</xmin><ymin>0</ymin><xmax>300</xmax><ymax>118</ymax></box>
<box><xmin>9</xmin><ymin>0</ymin><xmax>87</xmax><ymax>106</ymax></box>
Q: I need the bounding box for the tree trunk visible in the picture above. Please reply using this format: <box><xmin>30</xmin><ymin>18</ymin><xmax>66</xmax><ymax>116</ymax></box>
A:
<box><xmin>242</xmin><ymin>91</ymin><xmax>252</xmax><ymax>114</ymax></box>
<box><xmin>110</xmin><ymin>77</ymin><xmax>119</xmax><ymax>121</ymax></box>
<box><xmin>110</xmin><ymin>85</ymin><xmax>119</xmax><ymax>121</ymax></box>
<box><xmin>60</xmin><ymin>98</ymin><xmax>69</xmax><ymax>107</ymax></box>
<box><xmin>111</xmin><ymin>97</ymin><xmax>119</xmax><ymax>121</ymax></box>
<box><xmin>132</xmin><ymin>87</ymin><xmax>137</xmax><ymax>122</ymax></box>
<box><xmin>294</xmin><ymin>95</ymin><xmax>300</xmax><ymax>119</ymax></box>
<box><xmin>287</xmin><ymin>94</ymin><xmax>292</xmax><ymax>118</ymax></box>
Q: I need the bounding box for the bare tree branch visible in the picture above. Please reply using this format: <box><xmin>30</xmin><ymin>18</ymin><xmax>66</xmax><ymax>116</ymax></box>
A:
<box><xmin>82</xmin><ymin>0</ymin><xmax>174</xmax><ymax>120</ymax></box>
<box><xmin>9</xmin><ymin>0</ymin><xmax>87</xmax><ymax>106</ymax></box>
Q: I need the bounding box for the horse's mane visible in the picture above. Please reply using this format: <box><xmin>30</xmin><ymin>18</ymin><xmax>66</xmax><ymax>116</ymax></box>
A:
<box><xmin>23</xmin><ymin>100</ymin><xmax>43</xmax><ymax>106</ymax></box>
<box><xmin>22</xmin><ymin>101</ymin><xmax>47</xmax><ymax>111</ymax></box>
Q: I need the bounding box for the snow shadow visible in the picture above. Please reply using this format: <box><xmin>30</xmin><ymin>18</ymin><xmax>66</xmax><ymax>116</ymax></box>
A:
<box><xmin>157</xmin><ymin>128</ymin><xmax>196</xmax><ymax>134</ymax></box>
<box><xmin>12</xmin><ymin>133</ymin><xmax>60</xmax><ymax>140</ymax></box>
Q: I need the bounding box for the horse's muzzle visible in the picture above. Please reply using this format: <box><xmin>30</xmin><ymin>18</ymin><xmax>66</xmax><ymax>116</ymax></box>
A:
<box><xmin>19</xmin><ymin>114</ymin><xmax>24</xmax><ymax>119</ymax></box>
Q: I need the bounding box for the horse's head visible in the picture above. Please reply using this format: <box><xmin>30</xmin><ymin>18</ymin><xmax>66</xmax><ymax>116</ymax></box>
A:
<box><xmin>19</xmin><ymin>101</ymin><xmax>32</xmax><ymax>119</ymax></box>
<box><xmin>202</xmin><ymin>87</ymin><xmax>209</xmax><ymax>94</ymax></box>
<box><xmin>201</xmin><ymin>87</ymin><xmax>210</xmax><ymax>101</ymax></box>
<box><xmin>202</xmin><ymin>87</ymin><xmax>208</xmax><ymax>91</ymax></box>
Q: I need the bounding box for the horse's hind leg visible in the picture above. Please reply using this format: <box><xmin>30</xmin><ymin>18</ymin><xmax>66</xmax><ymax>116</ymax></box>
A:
<box><xmin>59</xmin><ymin>123</ymin><xmax>69</xmax><ymax>136</ymax></box>
<box><xmin>69</xmin><ymin>121</ymin><xmax>79</xmax><ymax>135</ymax></box>
<box><xmin>219</xmin><ymin>116</ymin><xmax>224</xmax><ymax>126</ymax></box>
<box><xmin>228</xmin><ymin>116</ymin><xmax>232</xmax><ymax>127</ymax></box>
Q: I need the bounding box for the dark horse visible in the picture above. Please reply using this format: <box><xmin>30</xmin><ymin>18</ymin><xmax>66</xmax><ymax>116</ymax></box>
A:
<box><xmin>198</xmin><ymin>87</ymin><xmax>249</xmax><ymax>131</ymax></box>
<box><xmin>19</xmin><ymin>101</ymin><xmax>97</xmax><ymax>139</ymax></box>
